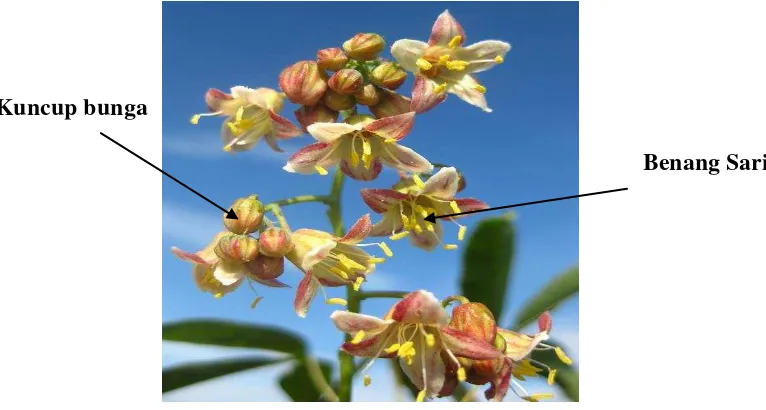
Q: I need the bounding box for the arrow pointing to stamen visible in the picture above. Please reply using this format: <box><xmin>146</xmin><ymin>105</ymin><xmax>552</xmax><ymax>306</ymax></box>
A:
<box><xmin>424</xmin><ymin>187</ymin><xmax>628</xmax><ymax>223</ymax></box>
<box><xmin>99</xmin><ymin>132</ymin><xmax>238</xmax><ymax>219</ymax></box>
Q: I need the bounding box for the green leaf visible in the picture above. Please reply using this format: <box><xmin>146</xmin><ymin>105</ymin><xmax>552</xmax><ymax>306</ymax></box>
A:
<box><xmin>162</xmin><ymin>319</ymin><xmax>306</xmax><ymax>357</ymax></box>
<box><xmin>162</xmin><ymin>357</ymin><xmax>286</xmax><ymax>393</ymax></box>
<box><xmin>279</xmin><ymin>360</ymin><xmax>334</xmax><ymax>402</ymax></box>
<box><xmin>512</xmin><ymin>266</ymin><xmax>579</xmax><ymax>330</ymax></box>
<box><xmin>529</xmin><ymin>339</ymin><xmax>579</xmax><ymax>401</ymax></box>
<box><xmin>460</xmin><ymin>216</ymin><xmax>515</xmax><ymax>318</ymax></box>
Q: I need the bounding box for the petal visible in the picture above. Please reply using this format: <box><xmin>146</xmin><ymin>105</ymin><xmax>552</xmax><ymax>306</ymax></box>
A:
<box><xmin>301</xmin><ymin>240</ymin><xmax>336</xmax><ymax>271</ymax></box>
<box><xmin>171</xmin><ymin>232</ymin><xmax>228</xmax><ymax>265</ymax></box>
<box><xmin>193</xmin><ymin>264</ymin><xmax>242</xmax><ymax>295</ymax></box>
<box><xmin>421</xmin><ymin>167</ymin><xmax>460</xmax><ymax>199</ymax></box>
<box><xmin>307</xmin><ymin>122</ymin><xmax>358</xmax><ymax>143</ymax></box>
<box><xmin>379</xmin><ymin>143</ymin><xmax>434</xmax><ymax>175</ymax></box>
<box><xmin>283</xmin><ymin>142</ymin><xmax>340</xmax><ymax>174</ymax></box>
<box><xmin>269</xmin><ymin>110</ymin><xmax>302</xmax><ymax>139</ymax></box>
<box><xmin>360</xmin><ymin>189</ymin><xmax>408</xmax><ymax>213</ymax></box>
<box><xmin>441</xmin><ymin>327</ymin><xmax>504</xmax><ymax>361</ymax></box>
<box><xmin>339</xmin><ymin>214</ymin><xmax>373</xmax><ymax>244</ymax></box>
<box><xmin>399</xmin><ymin>342</ymin><xmax>446</xmax><ymax>398</ymax></box>
<box><xmin>454</xmin><ymin>197</ymin><xmax>489</xmax><ymax>213</ymax></box>
<box><xmin>409</xmin><ymin>223</ymin><xmax>442</xmax><ymax>251</ymax></box>
<box><xmin>496</xmin><ymin>329</ymin><xmax>549</xmax><ymax>361</ymax></box>
<box><xmin>428</xmin><ymin>10</ymin><xmax>466</xmax><ymax>47</ymax></box>
<box><xmin>340</xmin><ymin>327</ymin><xmax>395</xmax><ymax>357</ymax></box>
<box><xmin>457</xmin><ymin>40</ymin><xmax>511</xmax><ymax>73</ymax></box>
<box><xmin>250</xmin><ymin>276</ymin><xmax>291</xmax><ymax>288</ymax></box>
<box><xmin>263</xmin><ymin>133</ymin><xmax>284</xmax><ymax>153</ymax></box>
<box><xmin>293</xmin><ymin>273</ymin><xmax>321</xmax><ymax>318</ymax></box>
<box><xmin>340</xmin><ymin>158</ymin><xmax>382</xmax><ymax>181</ymax></box>
<box><xmin>485</xmin><ymin>359</ymin><xmax>513</xmax><ymax>402</ymax></box>
<box><xmin>410</xmin><ymin>76</ymin><xmax>448</xmax><ymax>114</ymax></box>
<box><xmin>369</xmin><ymin>212</ymin><xmax>404</xmax><ymax>237</ymax></box>
<box><xmin>364</xmin><ymin>111</ymin><xmax>415</xmax><ymax>142</ymax></box>
<box><xmin>213</xmin><ymin>259</ymin><xmax>245</xmax><ymax>286</ymax></box>
<box><xmin>448</xmin><ymin>75</ymin><xmax>491</xmax><ymax>112</ymax></box>
<box><xmin>390</xmin><ymin>39</ymin><xmax>429</xmax><ymax>73</ymax></box>
<box><xmin>330</xmin><ymin>311</ymin><xmax>392</xmax><ymax>334</ymax></box>
<box><xmin>388</xmin><ymin>290</ymin><xmax>449</xmax><ymax>325</ymax></box>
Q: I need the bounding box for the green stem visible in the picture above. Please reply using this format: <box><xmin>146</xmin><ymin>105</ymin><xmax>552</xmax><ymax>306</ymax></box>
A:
<box><xmin>303</xmin><ymin>355</ymin><xmax>339</xmax><ymax>402</ymax></box>
<box><xmin>327</xmin><ymin>168</ymin><xmax>345</xmax><ymax>237</ymax></box>
<box><xmin>357</xmin><ymin>291</ymin><xmax>408</xmax><ymax>300</ymax></box>
<box><xmin>267</xmin><ymin>194</ymin><xmax>330</xmax><ymax>207</ymax></box>
<box><xmin>267</xmin><ymin>204</ymin><xmax>291</xmax><ymax>233</ymax></box>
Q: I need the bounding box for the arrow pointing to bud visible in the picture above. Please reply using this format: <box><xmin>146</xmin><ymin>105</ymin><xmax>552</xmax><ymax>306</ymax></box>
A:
<box><xmin>424</xmin><ymin>187</ymin><xmax>628</xmax><ymax>223</ymax></box>
<box><xmin>99</xmin><ymin>132</ymin><xmax>238</xmax><ymax>220</ymax></box>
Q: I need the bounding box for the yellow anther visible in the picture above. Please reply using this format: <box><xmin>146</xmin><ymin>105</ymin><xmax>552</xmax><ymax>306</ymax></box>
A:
<box><xmin>369</xmin><ymin>257</ymin><xmax>386</xmax><ymax>264</ymax></box>
<box><xmin>361</xmin><ymin>139</ymin><xmax>373</xmax><ymax>169</ymax></box>
<box><xmin>401</xmin><ymin>214</ymin><xmax>410</xmax><ymax>227</ymax></box>
<box><xmin>223</xmin><ymin>145</ymin><xmax>233</xmax><ymax>152</ymax></box>
<box><xmin>457</xmin><ymin>367</ymin><xmax>467</xmax><ymax>382</ymax></box>
<box><xmin>329</xmin><ymin>266</ymin><xmax>350</xmax><ymax>280</ymax></box>
<box><xmin>384</xmin><ymin>137</ymin><xmax>397</xmax><ymax>143</ymax></box>
<box><xmin>226</xmin><ymin>122</ymin><xmax>240</xmax><ymax>136</ymax></box>
<box><xmin>445</xmin><ymin>60</ymin><xmax>469</xmax><ymax>71</ymax></box>
<box><xmin>413</xmin><ymin>224</ymin><xmax>424</xmax><ymax>233</ymax></box>
<box><xmin>353</xmin><ymin>276</ymin><xmax>364</xmax><ymax>291</ymax></box>
<box><xmin>326</xmin><ymin>298</ymin><xmax>348</xmax><ymax>306</ymax></box>
<box><xmin>458</xmin><ymin>226</ymin><xmax>467</xmax><ymax>241</ymax></box>
<box><xmin>416</xmin><ymin>58</ymin><xmax>433</xmax><ymax>71</ymax></box>
<box><xmin>416</xmin><ymin>390</ymin><xmax>427</xmax><ymax>402</ymax></box>
<box><xmin>547</xmin><ymin>369</ymin><xmax>557</xmax><ymax>385</ymax></box>
<box><xmin>363</xmin><ymin>375</ymin><xmax>372</xmax><ymax>387</ymax></box>
<box><xmin>250</xmin><ymin>296</ymin><xmax>264</xmax><ymax>309</ymax></box>
<box><xmin>412</xmin><ymin>174</ymin><xmax>425</xmax><ymax>188</ymax></box>
<box><xmin>448</xmin><ymin>35</ymin><xmax>463</xmax><ymax>49</ymax></box>
<box><xmin>523</xmin><ymin>393</ymin><xmax>554</xmax><ymax>402</ymax></box>
<box><xmin>214</xmin><ymin>293</ymin><xmax>223</xmax><ymax>299</ymax></box>
<box><xmin>474</xmin><ymin>84</ymin><xmax>487</xmax><ymax>94</ymax></box>
<box><xmin>389</xmin><ymin>231</ymin><xmax>410</xmax><ymax>241</ymax></box>
<box><xmin>554</xmin><ymin>347</ymin><xmax>573</xmax><ymax>365</ymax></box>
<box><xmin>415</xmin><ymin>205</ymin><xmax>429</xmax><ymax>217</ymax></box>
<box><xmin>350</xmin><ymin>149</ymin><xmax>360</xmax><ymax>167</ymax></box>
<box><xmin>449</xmin><ymin>201</ymin><xmax>461</xmax><ymax>214</ymax></box>
<box><xmin>433</xmin><ymin>83</ymin><xmax>447</xmax><ymax>94</ymax></box>
<box><xmin>378</xmin><ymin>242</ymin><xmax>393</xmax><ymax>257</ymax></box>
<box><xmin>443</xmin><ymin>244</ymin><xmax>458</xmax><ymax>250</ymax></box>
<box><xmin>425</xmin><ymin>223</ymin><xmax>435</xmax><ymax>232</ymax></box>
<box><xmin>338</xmin><ymin>254</ymin><xmax>367</xmax><ymax>271</ymax></box>
<box><xmin>398</xmin><ymin>341</ymin><xmax>414</xmax><ymax>355</ymax></box>
<box><xmin>235</xmin><ymin>106</ymin><xmax>245</xmax><ymax>121</ymax></box>
<box><xmin>384</xmin><ymin>343</ymin><xmax>401</xmax><ymax>354</ymax></box>
<box><xmin>439</xmin><ymin>54</ymin><xmax>450</xmax><ymax>63</ymax></box>
<box><xmin>351</xmin><ymin>330</ymin><xmax>366</xmax><ymax>344</ymax></box>
<box><xmin>425</xmin><ymin>333</ymin><xmax>435</xmax><ymax>347</ymax></box>
<box><xmin>494</xmin><ymin>55</ymin><xmax>504</xmax><ymax>63</ymax></box>
<box><xmin>315</xmin><ymin>165</ymin><xmax>328</xmax><ymax>175</ymax></box>
<box><xmin>190</xmin><ymin>114</ymin><xmax>201</xmax><ymax>125</ymax></box>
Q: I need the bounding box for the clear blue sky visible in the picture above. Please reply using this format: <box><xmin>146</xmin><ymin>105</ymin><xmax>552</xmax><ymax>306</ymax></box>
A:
<box><xmin>162</xmin><ymin>1</ymin><xmax>578</xmax><ymax>401</ymax></box>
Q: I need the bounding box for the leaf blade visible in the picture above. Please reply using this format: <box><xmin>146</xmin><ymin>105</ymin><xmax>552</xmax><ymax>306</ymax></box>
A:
<box><xmin>162</xmin><ymin>357</ymin><xmax>286</xmax><ymax>393</ymax></box>
<box><xmin>529</xmin><ymin>339</ymin><xmax>579</xmax><ymax>401</ymax></box>
<box><xmin>279</xmin><ymin>360</ymin><xmax>334</xmax><ymax>402</ymax></box>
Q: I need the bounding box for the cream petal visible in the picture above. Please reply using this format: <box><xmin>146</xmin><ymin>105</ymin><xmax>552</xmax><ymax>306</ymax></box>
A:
<box><xmin>398</xmin><ymin>341</ymin><xmax>446</xmax><ymax>399</ymax></box>
<box><xmin>330</xmin><ymin>311</ymin><xmax>392</xmax><ymax>334</ymax></box>
<box><xmin>263</xmin><ymin>133</ymin><xmax>284</xmax><ymax>153</ymax></box>
<box><xmin>307</xmin><ymin>122</ymin><xmax>358</xmax><ymax>143</ymax></box>
<box><xmin>409</xmin><ymin>222</ymin><xmax>443</xmax><ymax>251</ymax></box>
<box><xmin>496</xmin><ymin>329</ymin><xmax>549</xmax><ymax>361</ymax></box>
<box><xmin>389</xmin><ymin>290</ymin><xmax>449</xmax><ymax>325</ymax></box>
<box><xmin>379</xmin><ymin>143</ymin><xmax>433</xmax><ymax>175</ymax></box>
<box><xmin>369</xmin><ymin>212</ymin><xmax>405</xmax><ymax>237</ymax></box>
<box><xmin>364</xmin><ymin>111</ymin><xmax>415</xmax><ymax>142</ymax></box>
<box><xmin>448</xmin><ymin>75</ymin><xmax>491</xmax><ymax>112</ymax></box>
<box><xmin>301</xmin><ymin>239</ymin><xmax>336</xmax><ymax>272</ymax></box>
<box><xmin>361</xmin><ymin>188</ymin><xmax>409</xmax><ymax>214</ymax></box>
<box><xmin>269</xmin><ymin>111</ymin><xmax>302</xmax><ymax>139</ymax></box>
<box><xmin>428</xmin><ymin>10</ymin><xmax>466</xmax><ymax>47</ymax></box>
<box><xmin>340</xmin><ymin>327</ymin><xmax>396</xmax><ymax>357</ymax></box>
<box><xmin>213</xmin><ymin>259</ymin><xmax>245</xmax><ymax>286</ymax></box>
<box><xmin>340</xmin><ymin>158</ymin><xmax>382</xmax><ymax>181</ymax></box>
<box><xmin>293</xmin><ymin>273</ymin><xmax>321</xmax><ymax>318</ymax></box>
<box><xmin>390</xmin><ymin>39</ymin><xmax>429</xmax><ymax>73</ymax></box>
<box><xmin>283</xmin><ymin>142</ymin><xmax>341</xmax><ymax>174</ymax></box>
<box><xmin>193</xmin><ymin>264</ymin><xmax>242</xmax><ymax>295</ymax></box>
<box><xmin>457</xmin><ymin>40</ymin><xmax>511</xmax><ymax>73</ymax></box>
<box><xmin>410</xmin><ymin>75</ymin><xmax>448</xmax><ymax>114</ymax></box>
<box><xmin>421</xmin><ymin>167</ymin><xmax>460</xmax><ymax>199</ymax></box>
<box><xmin>339</xmin><ymin>214</ymin><xmax>373</xmax><ymax>245</ymax></box>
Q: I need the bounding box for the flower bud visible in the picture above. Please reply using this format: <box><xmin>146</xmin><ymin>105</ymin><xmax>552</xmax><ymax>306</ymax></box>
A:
<box><xmin>449</xmin><ymin>302</ymin><xmax>497</xmax><ymax>343</ymax></box>
<box><xmin>278</xmin><ymin>61</ymin><xmax>327</xmax><ymax>106</ymax></box>
<box><xmin>538</xmin><ymin>311</ymin><xmax>553</xmax><ymax>333</ymax></box>
<box><xmin>370</xmin><ymin>62</ymin><xmax>407</xmax><ymax>90</ymax></box>
<box><xmin>354</xmin><ymin>84</ymin><xmax>380</xmax><ymax>106</ymax></box>
<box><xmin>342</xmin><ymin>33</ymin><xmax>385</xmax><ymax>61</ymax></box>
<box><xmin>205</xmin><ymin>88</ymin><xmax>233</xmax><ymax>112</ymax></box>
<box><xmin>322</xmin><ymin>89</ymin><xmax>356</xmax><ymax>111</ymax></box>
<box><xmin>328</xmin><ymin>69</ymin><xmax>364</xmax><ymax>95</ymax></box>
<box><xmin>259</xmin><ymin>227</ymin><xmax>294</xmax><ymax>258</ymax></box>
<box><xmin>214</xmin><ymin>234</ymin><xmax>259</xmax><ymax>262</ymax></box>
<box><xmin>317</xmin><ymin>47</ymin><xmax>349</xmax><ymax>71</ymax></box>
<box><xmin>224</xmin><ymin>194</ymin><xmax>265</xmax><ymax>234</ymax></box>
<box><xmin>294</xmin><ymin>103</ymin><xmax>339</xmax><ymax>132</ymax></box>
<box><xmin>246</xmin><ymin>254</ymin><xmax>285</xmax><ymax>280</ymax></box>
<box><xmin>369</xmin><ymin>89</ymin><xmax>411</xmax><ymax>118</ymax></box>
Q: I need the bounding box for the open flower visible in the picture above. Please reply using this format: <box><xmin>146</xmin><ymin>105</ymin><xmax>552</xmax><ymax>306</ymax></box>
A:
<box><xmin>190</xmin><ymin>86</ymin><xmax>302</xmax><ymax>153</ymax></box>
<box><xmin>286</xmin><ymin>215</ymin><xmax>390</xmax><ymax>317</ymax></box>
<box><xmin>391</xmin><ymin>10</ymin><xmax>511</xmax><ymax>113</ymax></box>
<box><xmin>283</xmin><ymin>112</ymin><xmax>433</xmax><ymax>181</ymax></box>
<box><xmin>361</xmin><ymin>167</ymin><xmax>487</xmax><ymax>250</ymax></box>
<box><xmin>330</xmin><ymin>290</ymin><xmax>503</xmax><ymax>401</ymax></box>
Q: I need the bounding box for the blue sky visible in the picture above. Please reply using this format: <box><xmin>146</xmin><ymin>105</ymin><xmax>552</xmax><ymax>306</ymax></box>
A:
<box><xmin>162</xmin><ymin>1</ymin><xmax>578</xmax><ymax>402</ymax></box>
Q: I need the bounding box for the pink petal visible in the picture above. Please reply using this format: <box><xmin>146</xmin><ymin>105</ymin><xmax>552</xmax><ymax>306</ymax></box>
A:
<box><xmin>340</xmin><ymin>329</ymin><xmax>394</xmax><ymax>357</ymax></box>
<box><xmin>307</xmin><ymin>122</ymin><xmax>358</xmax><ymax>143</ymax></box>
<box><xmin>364</xmin><ymin>111</ymin><xmax>415</xmax><ymax>142</ymax></box>
<box><xmin>339</xmin><ymin>214</ymin><xmax>372</xmax><ymax>244</ymax></box>
<box><xmin>340</xmin><ymin>158</ymin><xmax>382</xmax><ymax>181</ymax></box>
<box><xmin>205</xmin><ymin>88</ymin><xmax>233</xmax><ymax>112</ymax></box>
<box><xmin>360</xmin><ymin>189</ymin><xmax>408</xmax><ymax>213</ymax></box>
<box><xmin>170</xmin><ymin>232</ymin><xmax>227</xmax><ymax>265</ymax></box>
<box><xmin>293</xmin><ymin>273</ymin><xmax>320</xmax><ymax>318</ymax></box>
<box><xmin>454</xmin><ymin>197</ymin><xmax>489</xmax><ymax>213</ymax></box>
<box><xmin>283</xmin><ymin>142</ymin><xmax>339</xmax><ymax>174</ymax></box>
<box><xmin>428</xmin><ymin>10</ymin><xmax>466</xmax><ymax>47</ymax></box>
<box><xmin>449</xmin><ymin>75</ymin><xmax>491</xmax><ymax>112</ymax></box>
<box><xmin>379</xmin><ymin>143</ymin><xmax>433</xmax><ymax>175</ymax></box>
<box><xmin>301</xmin><ymin>240</ymin><xmax>336</xmax><ymax>271</ymax></box>
<box><xmin>269</xmin><ymin>110</ymin><xmax>302</xmax><ymax>139</ymax></box>
<box><xmin>421</xmin><ymin>167</ymin><xmax>460</xmax><ymax>199</ymax></box>
<box><xmin>317</xmin><ymin>277</ymin><xmax>349</xmax><ymax>287</ymax></box>
<box><xmin>330</xmin><ymin>311</ymin><xmax>391</xmax><ymax>334</ymax></box>
<box><xmin>410</xmin><ymin>76</ymin><xmax>448</xmax><ymax>114</ymax></box>
<box><xmin>171</xmin><ymin>247</ymin><xmax>212</xmax><ymax>265</ymax></box>
<box><xmin>250</xmin><ymin>276</ymin><xmax>291</xmax><ymax>288</ymax></box>
<box><xmin>485</xmin><ymin>359</ymin><xmax>512</xmax><ymax>402</ymax></box>
<box><xmin>441</xmin><ymin>327</ymin><xmax>503</xmax><ymax>361</ymax></box>
<box><xmin>538</xmin><ymin>311</ymin><xmax>553</xmax><ymax>333</ymax></box>
<box><xmin>389</xmin><ymin>290</ymin><xmax>449</xmax><ymax>325</ymax></box>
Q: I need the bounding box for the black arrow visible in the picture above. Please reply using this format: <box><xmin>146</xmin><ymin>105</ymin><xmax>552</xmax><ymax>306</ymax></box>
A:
<box><xmin>99</xmin><ymin>132</ymin><xmax>238</xmax><ymax>219</ymax></box>
<box><xmin>424</xmin><ymin>187</ymin><xmax>628</xmax><ymax>223</ymax></box>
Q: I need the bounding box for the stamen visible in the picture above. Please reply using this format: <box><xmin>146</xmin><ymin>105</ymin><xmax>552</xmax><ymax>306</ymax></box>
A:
<box><xmin>353</xmin><ymin>276</ymin><xmax>364</xmax><ymax>291</ymax></box>
<box><xmin>315</xmin><ymin>165</ymin><xmax>329</xmax><ymax>175</ymax></box>
<box><xmin>439</xmin><ymin>54</ymin><xmax>450</xmax><ymax>63</ymax></box>
<box><xmin>384</xmin><ymin>137</ymin><xmax>397</xmax><ymax>144</ymax></box>
<box><xmin>384</xmin><ymin>343</ymin><xmax>401</xmax><ymax>354</ymax></box>
<box><xmin>326</xmin><ymin>298</ymin><xmax>348</xmax><ymax>306</ymax></box>
<box><xmin>554</xmin><ymin>347</ymin><xmax>573</xmax><ymax>365</ymax></box>
<box><xmin>457</xmin><ymin>367</ymin><xmax>467</xmax><ymax>382</ymax></box>
<box><xmin>494</xmin><ymin>56</ymin><xmax>504</xmax><ymax>63</ymax></box>
<box><xmin>362</xmin><ymin>138</ymin><xmax>372</xmax><ymax>169</ymax></box>
<box><xmin>416</xmin><ymin>58</ymin><xmax>433</xmax><ymax>71</ymax></box>
<box><xmin>401</xmin><ymin>214</ymin><xmax>411</xmax><ymax>228</ymax></box>
<box><xmin>338</xmin><ymin>254</ymin><xmax>367</xmax><ymax>271</ymax></box>
<box><xmin>378</xmin><ymin>242</ymin><xmax>393</xmax><ymax>257</ymax></box>
<box><xmin>457</xmin><ymin>225</ymin><xmax>467</xmax><ymax>241</ymax></box>
<box><xmin>425</xmin><ymin>333</ymin><xmax>435</xmax><ymax>347</ymax></box>
<box><xmin>412</xmin><ymin>174</ymin><xmax>425</xmax><ymax>188</ymax></box>
<box><xmin>190</xmin><ymin>114</ymin><xmax>201</xmax><ymax>125</ymax></box>
<box><xmin>443</xmin><ymin>244</ymin><xmax>458</xmax><ymax>250</ymax></box>
<box><xmin>474</xmin><ymin>84</ymin><xmax>487</xmax><ymax>94</ymax></box>
<box><xmin>547</xmin><ymin>369</ymin><xmax>557</xmax><ymax>385</ymax></box>
<box><xmin>214</xmin><ymin>293</ymin><xmax>223</xmax><ymax>299</ymax></box>
<box><xmin>425</xmin><ymin>223</ymin><xmax>435</xmax><ymax>232</ymax></box>
<box><xmin>523</xmin><ymin>393</ymin><xmax>554</xmax><ymax>402</ymax></box>
<box><xmin>448</xmin><ymin>35</ymin><xmax>463</xmax><ymax>49</ymax></box>
<box><xmin>351</xmin><ymin>330</ymin><xmax>366</xmax><ymax>344</ymax></box>
<box><xmin>416</xmin><ymin>390</ymin><xmax>426</xmax><ymax>402</ymax></box>
<box><xmin>389</xmin><ymin>231</ymin><xmax>410</xmax><ymax>241</ymax></box>
<box><xmin>369</xmin><ymin>257</ymin><xmax>386</xmax><ymax>264</ymax></box>
<box><xmin>363</xmin><ymin>375</ymin><xmax>372</xmax><ymax>387</ymax></box>
<box><xmin>449</xmin><ymin>201</ymin><xmax>461</xmax><ymax>213</ymax></box>
<box><xmin>329</xmin><ymin>266</ymin><xmax>349</xmax><ymax>280</ymax></box>
<box><xmin>445</xmin><ymin>60</ymin><xmax>469</xmax><ymax>71</ymax></box>
<box><xmin>250</xmin><ymin>296</ymin><xmax>264</xmax><ymax>309</ymax></box>
<box><xmin>413</xmin><ymin>224</ymin><xmax>424</xmax><ymax>234</ymax></box>
<box><xmin>433</xmin><ymin>83</ymin><xmax>447</xmax><ymax>94</ymax></box>
<box><xmin>350</xmin><ymin>148</ymin><xmax>360</xmax><ymax>167</ymax></box>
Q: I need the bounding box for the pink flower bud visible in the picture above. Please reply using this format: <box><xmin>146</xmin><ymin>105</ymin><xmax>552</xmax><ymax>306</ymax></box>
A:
<box><xmin>449</xmin><ymin>302</ymin><xmax>497</xmax><ymax>343</ymax></box>
<box><xmin>317</xmin><ymin>47</ymin><xmax>349</xmax><ymax>71</ymax></box>
<box><xmin>369</xmin><ymin>88</ymin><xmax>411</xmax><ymax>118</ymax></box>
<box><xmin>294</xmin><ymin>103</ymin><xmax>339</xmax><ymax>132</ymax></box>
<box><xmin>223</xmin><ymin>194</ymin><xmax>265</xmax><ymax>235</ymax></box>
<box><xmin>246</xmin><ymin>254</ymin><xmax>285</xmax><ymax>280</ymax></box>
<box><xmin>538</xmin><ymin>311</ymin><xmax>553</xmax><ymax>333</ymax></box>
<box><xmin>354</xmin><ymin>84</ymin><xmax>381</xmax><ymax>106</ymax></box>
<box><xmin>214</xmin><ymin>234</ymin><xmax>259</xmax><ymax>262</ymax></box>
<box><xmin>342</xmin><ymin>33</ymin><xmax>385</xmax><ymax>61</ymax></box>
<box><xmin>327</xmin><ymin>68</ymin><xmax>364</xmax><ymax>95</ymax></box>
<box><xmin>278</xmin><ymin>61</ymin><xmax>327</xmax><ymax>106</ymax></box>
<box><xmin>322</xmin><ymin>89</ymin><xmax>356</xmax><ymax>111</ymax></box>
<box><xmin>370</xmin><ymin>62</ymin><xmax>407</xmax><ymax>90</ymax></box>
<box><xmin>258</xmin><ymin>227</ymin><xmax>294</xmax><ymax>258</ymax></box>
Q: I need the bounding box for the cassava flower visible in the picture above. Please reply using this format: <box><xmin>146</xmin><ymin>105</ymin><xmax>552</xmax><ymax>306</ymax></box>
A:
<box><xmin>190</xmin><ymin>86</ymin><xmax>302</xmax><ymax>153</ymax></box>
<box><xmin>330</xmin><ymin>290</ymin><xmax>503</xmax><ymax>401</ymax></box>
<box><xmin>391</xmin><ymin>10</ymin><xmax>511</xmax><ymax>113</ymax></box>
<box><xmin>369</xmin><ymin>88</ymin><xmax>412</xmax><ymax>119</ymax></box>
<box><xmin>283</xmin><ymin>112</ymin><xmax>433</xmax><ymax>181</ymax></box>
<box><xmin>286</xmin><ymin>214</ymin><xmax>390</xmax><ymax>317</ymax></box>
<box><xmin>361</xmin><ymin>167</ymin><xmax>487</xmax><ymax>250</ymax></box>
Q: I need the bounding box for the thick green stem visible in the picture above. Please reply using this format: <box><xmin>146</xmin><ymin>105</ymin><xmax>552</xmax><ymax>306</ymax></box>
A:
<box><xmin>327</xmin><ymin>169</ymin><xmax>345</xmax><ymax>237</ymax></box>
<box><xmin>357</xmin><ymin>291</ymin><xmax>408</xmax><ymax>300</ymax></box>
<box><xmin>268</xmin><ymin>194</ymin><xmax>330</xmax><ymax>207</ymax></box>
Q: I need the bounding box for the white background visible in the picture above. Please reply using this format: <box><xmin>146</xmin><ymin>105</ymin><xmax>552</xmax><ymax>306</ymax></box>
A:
<box><xmin>0</xmin><ymin>0</ymin><xmax>763</xmax><ymax>407</ymax></box>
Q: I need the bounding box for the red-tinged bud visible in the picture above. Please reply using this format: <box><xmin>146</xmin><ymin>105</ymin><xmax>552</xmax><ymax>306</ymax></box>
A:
<box><xmin>343</xmin><ymin>33</ymin><xmax>385</xmax><ymax>61</ymax></box>
<box><xmin>246</xmin><ymin>254</ymin><xmax>285</xmax><ymax>280</ymax></box>
<box><xmin>328</xmin><ymin>68</ymin><xmax>364</xmax><ymax>95</ymax></box>
<box><xmin>278</xmin><ymin>61</ymin><xmax>327</xmax><ymax>106</ymax></box>
<box><xmin>370</xmin><ymin>62</ymin><xmax>407</xmax><ymax>90</ymax></box>
<box><xmin>224</xmin><ymin>194</ymin><xmax>265</xmax><ymax>234</ymax></box>
<box><xmin>205</xmin><ymin>88</ymin><xmax>233</xmax><ymax>112</ymax></box>
<box><xmin>354</xmin><ymin>84</ymin><xmax>381</xmax><ymax>106</ymax></box>
<box><xmin>317</xmin><ymin>47</ymin><xmax>349</xmax><ymax>71</ymax></box>
<box><xmin>449</xmin><ymin>302</ymin><xmax>497</xmax><ymax>343</ymax></box>
<box><xmin>369</xmin><ymin>89</ymin><xmax>411</xmax><ymax>118</ymax></box>
<box><xmin>538</xmin><ymin>311</ymin><xmax>553</xmax><ymax>333</ymax></box>
<box><xmin>259</xmin><ymin>227</ymin><xmax>294</xmax><ymax>258</ymax></box>
<box><xmin>294</xmin><ymin>103</ymin><xmax>339</xmax><ymax>132</ymax></box>
<box><xmin>323</xmin><ymin>89</ymin><xmax>356</xmax><ymax>111</ymax></box>
<box><xmin>214</xmin><ymin>234</ymin><xmax>259</xmax><ymax>262</ymax></box>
